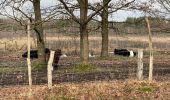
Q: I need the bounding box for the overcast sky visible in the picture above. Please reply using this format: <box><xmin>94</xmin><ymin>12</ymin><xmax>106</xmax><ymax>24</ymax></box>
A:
<box><xmin>2</xmin><ymin>0</ymin><xmax>163</xmax><ymax>21</ymax></box>
<box><xmin>40</xmin><ymin>0</ymin><xmax>148</xmax><ymax>22</ymax></box>
<box><xmin>0</xmin><ymin>0</ymin><xmax>163</xmax><ymax>22</ymax></box>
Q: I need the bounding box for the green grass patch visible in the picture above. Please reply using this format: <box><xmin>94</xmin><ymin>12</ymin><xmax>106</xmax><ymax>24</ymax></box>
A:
<box><xmin>138</xmin><ymin>86</ymin><xmax>153</xmax><ymax>93</ymax></box>
<box><xmin>0</xmin><ymin>67</ymin><xmax>27</xmax><ymax>73</ymax></box>
<box><xmin>137</xmin><ymin>82</ymin><xmax>155</xmax><ymax>93</ymax></box>
<box><xmin>73</xmin><ymin>64</ymin><xmax>97</xmax><ymax>73</ymax></box>
<box><xmin>32</xmin><ymin>61</ymin><xmax>47</xmax><ymax>71</ymax></box>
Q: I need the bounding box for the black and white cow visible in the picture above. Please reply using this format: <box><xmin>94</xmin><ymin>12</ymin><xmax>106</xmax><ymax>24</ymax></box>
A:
<box><xmin>114</xmin><ymin>49</ymin><xmax>136</xmax><ymax>57</ymax></box>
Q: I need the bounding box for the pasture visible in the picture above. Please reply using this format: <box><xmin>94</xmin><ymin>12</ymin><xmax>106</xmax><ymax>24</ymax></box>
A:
<box><xmin>0</xmin><ymin>33</ymin><xmax>170</xmax><ymax>99</ymax></box>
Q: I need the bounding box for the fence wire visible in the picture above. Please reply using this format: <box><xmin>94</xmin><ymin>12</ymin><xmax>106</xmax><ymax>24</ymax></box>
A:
<box><xmin>0</xmin><ymin>33</ymin><xmax>170</xmax><ymax>87</ymax></box>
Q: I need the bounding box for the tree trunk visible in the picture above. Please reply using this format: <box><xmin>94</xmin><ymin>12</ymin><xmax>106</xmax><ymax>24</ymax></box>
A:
<box><xmin>101</xmin><ymin>0</ymin><xmax>109</xmax><ymax>58</ymax></box>
<box><xmin>79</xmin><ymin>0</ymin><xmax>89</xmax><ymax>64</ymax></box>
<box><xmin>33</xmin><ymin>0</ymin><xmax>46</xmax><ymax>68</ymax></box>
<box><xmin>80</xmin><ymin>24</ymin><xmax>89</xmax><ymax>64</ymax></box>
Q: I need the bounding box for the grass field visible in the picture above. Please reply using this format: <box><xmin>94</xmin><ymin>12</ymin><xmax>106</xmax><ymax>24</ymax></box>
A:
<box><xmin>0</xmin><ymin>34</ymin><xmax>170</xmax><ymax>99</ymax></box>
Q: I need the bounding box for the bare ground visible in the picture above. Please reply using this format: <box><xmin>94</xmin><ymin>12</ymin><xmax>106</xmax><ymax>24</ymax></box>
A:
<box><xmin>0</xmin><ymin>50</ymin><xmax>170</xmax><ymax>86</ymax></box>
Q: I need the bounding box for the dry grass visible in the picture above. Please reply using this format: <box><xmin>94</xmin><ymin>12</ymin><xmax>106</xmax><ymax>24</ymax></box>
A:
<box><xmin>46</xmin><ymin>35</ymin><xmax>170</xmax><ymax>43</ymax></box>
<box><xmin>0</xmin><ymin>80</ymin><xmax>169</xmax><ymax>100</ymax></box>
<box><xmin>1</xmin><ymin>35</ymin><xmax>170</xmax><ymax>52</ymax></box>
<box><xmin>0</xmin><ymin>37</ymin><xmax>36</xmax><ymax>51</ymax></box>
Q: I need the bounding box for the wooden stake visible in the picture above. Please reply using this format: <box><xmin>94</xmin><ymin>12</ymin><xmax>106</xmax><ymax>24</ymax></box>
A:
<box><xmin>145</xmin><ymin>17</ymin><xmax>154</xmax><ymax>81</ymax></box>
<box><xmin>27</xmin><ymin>20</ymin><xmax>32</xmax><ymax>87</ymax></box>
<box><xmin>137</xmin><ymin>49</ymin><xmax>143</xmax><ymax>80</ymax></box>
<box><xmin>47</xmin><ymin>50</ymin><xmax>55</xmax><ymax>89</ymax></box>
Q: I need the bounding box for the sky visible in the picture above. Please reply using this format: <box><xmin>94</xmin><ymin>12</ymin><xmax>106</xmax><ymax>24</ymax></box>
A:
<box><xmin>109</xmin><ymin>10</ymin><xmax>144</xmax><ymax>22</ymax></box>
<box><xmin>0</xmin><ymin>0</ymin><xmax>163</xmax><ymax>22</ymax></box>
<box><xmin>40</xmin><ymin>0</ymin><xmax>147</xmax><ymax>22</ymax></box>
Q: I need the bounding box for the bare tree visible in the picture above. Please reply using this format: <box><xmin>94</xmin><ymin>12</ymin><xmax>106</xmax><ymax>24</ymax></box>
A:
<box><xmin>100</xmin><ymin>0</ymin><xmax>135</xmax><ymax>58</ymax></box>
<box><xmin>0</xmin><ymin>0</ymin><xmax>58</xmax><ymax>68</ymax></box>
<box><xmin>58</xmin><ymin>0</ymin><xmax>111</xmax><ymax>64</ymax></box>
<box><xmin>88</xmin><ymin>0</ymin><xmax>135</xmax><ymax>57</ymax></box>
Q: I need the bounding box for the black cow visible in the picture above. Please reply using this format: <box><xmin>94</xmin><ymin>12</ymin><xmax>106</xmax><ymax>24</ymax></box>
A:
<box><xmin>22</xmin><ymin>48</ymin><xmax>50</xmax><ymax>59</ymax></box>
<box><xmin>22</xmin><ymin>48</ymin><xmax>62</xmax><ymax>68</ymax></box>
<box><xmin>114</xmin><ymin>49</ymin><xmax>136</xmax><ymax>57</ymax></box>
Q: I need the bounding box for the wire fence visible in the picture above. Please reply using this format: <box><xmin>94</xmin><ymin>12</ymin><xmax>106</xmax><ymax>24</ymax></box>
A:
<box><xmin>0</xmin><ymin>28</ymin><xmax>170</xmax><ymax>87</ymax></box>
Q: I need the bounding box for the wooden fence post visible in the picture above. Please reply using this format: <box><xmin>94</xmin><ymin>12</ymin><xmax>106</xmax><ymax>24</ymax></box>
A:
<box><xmin>137</xmin><ymin>49</ymin><xmax>143</xmax><ymax>80</ymax></box>
<box><xmin>27</xmin><ymin>20</ymin><xmax>32</xmax><ymax>87</ymax></box>
<box><xmin>145</xmin><ymin>17</ymin><xmax>154</xmax><ymax>81</ymax></box>
<box><xmin>47</xmin><ymin>50</ymin><xmax>55</xmax><ymax>89</ymax></box>
<box><xmin>27</xmin><ymin>20</ymin><xmax>33</xmax><ymax>98</ymax></box>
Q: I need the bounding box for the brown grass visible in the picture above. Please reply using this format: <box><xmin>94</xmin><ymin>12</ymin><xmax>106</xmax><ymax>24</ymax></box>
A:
<box><xmin>46</xmin><ymin>35</ymin><xmax>170</xmax><ymax>43</ymax></box>
<box><xmin>0</xmin><ymin>80</ymin><xmax>169</xmax><ymax>100</ymax></box>
<box><xmin>0</xmin><ymin>35</ymin><xmax>170</xmax><ymax>53</ymax></box>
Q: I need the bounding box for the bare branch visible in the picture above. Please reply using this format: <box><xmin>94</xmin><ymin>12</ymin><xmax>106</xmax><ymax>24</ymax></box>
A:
<box><xmin>85</xmin><ymin>0</ymin><xmax>111</xmax><ymax>24</ymax></box>
<box><xmin>58</xmin><ymin>0</ymin><xmax>80</xmax><ymax>24</ymax></box>
<box><xmin>109</xmin><ymin>0</ymin><xmax>135</xmax><ymax>13</ymax></box>
<box><xmin>157</xmin><ymin>0</ymin><xmax>170</xmax><ymax>13</ymax></box>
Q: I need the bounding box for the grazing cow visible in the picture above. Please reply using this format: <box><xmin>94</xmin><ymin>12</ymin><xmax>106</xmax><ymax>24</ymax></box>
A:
<box><xmin>114</xmin><ymin>49</ymin><xmax>136</xmax><ymax>57</ymax></box>
<box><xmin>22</xmin><ymin>48</ymin><xmax>50</xmax><ymax>59</ymax></box>
<box><xmin>22</xmin><ymin>48</ymin><xmax>62</xmax><ymax>68</ymax></box>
